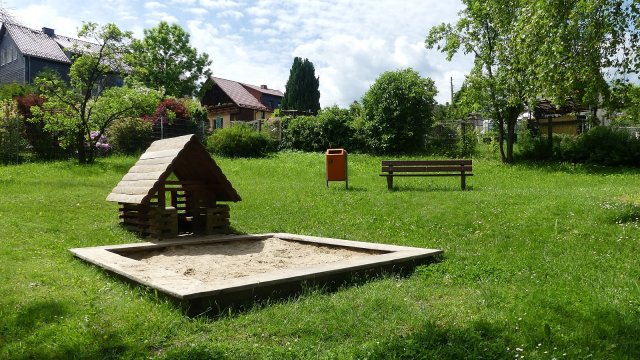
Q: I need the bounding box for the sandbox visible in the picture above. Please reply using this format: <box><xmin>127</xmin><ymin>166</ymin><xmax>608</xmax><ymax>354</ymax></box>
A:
<box><xmin>70</xmin><ymin>233</ymin><xmax>441</xmax><ymax>315</ymax></box>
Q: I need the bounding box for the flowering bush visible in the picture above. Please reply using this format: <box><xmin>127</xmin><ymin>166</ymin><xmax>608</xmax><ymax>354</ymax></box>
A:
<box><xmin>153</xmin><ymin>98</ymin><xmax>188</xmax><ymax>125</ymax></box>
<box><xmin>89</xmin><ymin>131</ymin><xmax>111</xmax><ymax>157</ymax></box>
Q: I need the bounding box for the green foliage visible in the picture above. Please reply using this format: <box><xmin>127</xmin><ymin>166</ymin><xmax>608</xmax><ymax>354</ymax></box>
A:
<box><xmin>518</xmin><ymin>1</ymin><xmax>640</xmax><ymax>107</ymax></box>
<box><xmin>281</xmin><ymin>57</ymin><xmax>320</xmax><ymax>114</ymax></box>
<box><xmin>361</xmin><ymin>68</ymin><xmax>437</xmax><ymax>154</ymax></box>
<box><xmin>0</xmin><ymin>100</ymin><xmax>28</xmax><ymax>163</ymax></box>
<box><xmin>280</xmin><ymin>106</ymin><xmax>355</xmax><ymax>152</ymax></box>
<box><xmin>425</xmin><ymin>122</ymin><xmax>478</xmax><ymax>157</ymax></box>
<box><xmin>0</xmin><ymin>83</ymin><xmax>35</xmax><ymax>101</ymax></box>
<box><xmin>129</xmin><ymin>21</ymin><xmax>212</xmax><ymax>97</ymax></box>
<box><xmin>518</xmin><ymin>126</ymin><xmax>640</xmax><ymax>166</ymax></box>
<box><xmin>207</xmin><ymin>124</ymin><xmax>275</xmax><ymax>158</ymax></box>
<box><xmin>105</xmin><ymin>117</ymin><xmax>153</xmax><ymax>155</ymax></box>
<box><xmin>426</xmin><ymin>1</ymin><xmax>525</xmax><ymax>163</ymax></box>
<box><xmin>608</xmin><ymin>83</ymin><xmax>640</xmax><ymax>126</ymax></box>
<box><xmin>31</xmin><ymin>22</ymin><xmax>161</xmax><ymax>164</ymax></box>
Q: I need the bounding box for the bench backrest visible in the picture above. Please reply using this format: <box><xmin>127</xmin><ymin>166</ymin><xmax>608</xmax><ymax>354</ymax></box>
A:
<box><xmin>381</xmin><ymin>160</ymin><xmax>472</xmax><ymax>173</ymax></box>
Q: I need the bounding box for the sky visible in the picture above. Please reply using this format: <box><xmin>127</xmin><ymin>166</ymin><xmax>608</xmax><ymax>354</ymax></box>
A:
<box><xmin>3</xmin><ymin>0</ymin><xmax>474</xmax><ymax>106</ymax></box>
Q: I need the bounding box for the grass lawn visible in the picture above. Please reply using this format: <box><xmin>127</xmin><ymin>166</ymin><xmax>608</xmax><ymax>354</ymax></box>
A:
<box><xmin>1</xmin><ymin>151</ymin><xmax>640</xmax><ymax>359</ymax></box>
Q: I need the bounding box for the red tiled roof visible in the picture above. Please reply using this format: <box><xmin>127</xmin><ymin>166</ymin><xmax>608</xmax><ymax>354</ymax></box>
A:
<box><xmin>241</xmin><ymin>82</ymin><xmax>284</xmax><ymax>97</ymax></box>
<box><xmin>211</xmin><ymin>77</ymin><xmax>269</xmax><ymax>111</ymax></box>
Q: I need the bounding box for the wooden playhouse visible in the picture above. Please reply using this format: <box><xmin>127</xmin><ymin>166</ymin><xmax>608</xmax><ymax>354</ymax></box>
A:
<box><xmin>106</xmin><ymin>135</ymin><xmax>241</xmax><ymax>238</ymax></box>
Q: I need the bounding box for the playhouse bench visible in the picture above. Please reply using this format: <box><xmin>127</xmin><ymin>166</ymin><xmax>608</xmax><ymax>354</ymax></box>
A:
<box><xmin>380</xmin><ymin>159</ymin><xmax>473</xmax><ymax>190</ymax></box>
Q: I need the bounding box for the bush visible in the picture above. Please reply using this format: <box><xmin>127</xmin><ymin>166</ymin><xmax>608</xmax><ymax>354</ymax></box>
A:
<box><xmin>207</xmin><ymin>124</ymin><xmax>275</xmax><ymax>158</ymax></box>
<box><xmin>0</xmin><ymin>100</ymin><xmax>28</xmax><ymax>163</ymax></box>
<box><xmin>571</xmin><ymin>126</ymin><xmax>640</xmax><ymax>166</ymax></box>
<box><xmin>361</xmin><ymin>68</ymin><xmax>437</xmax><ymax>154</ymax></box>
<box><xmin>425</xmin><ymin>123</ymin><xmax>477</xmax><ymax>157</ymax></box>
<box><xmin>106</xmin><ymin>117</ymin><xmax>153</xmax><ymax>155</ymax></box>
<box><xmin>280</xmin><ymin>106</ymin><xmax>356</xmax><ymax>152</ymax></box>
<box><xmin>517</xmin><ymin>126</ymin><xmax>640</xmax><ymax>166</ymax></box>
<box><xmin>15</xmin><ymin>93</ymin><xmax>67</xmax><ymax>160</ymax></box>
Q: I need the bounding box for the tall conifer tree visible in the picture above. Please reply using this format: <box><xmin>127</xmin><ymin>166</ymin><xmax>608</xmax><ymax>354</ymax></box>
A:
<box><xmin>281</xmin><ymin>57</ymin><xmax>320</xmax><ymax>114</ymax></box>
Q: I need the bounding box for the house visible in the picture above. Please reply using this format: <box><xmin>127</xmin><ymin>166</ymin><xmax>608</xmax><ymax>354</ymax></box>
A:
<box><xmin>200</xmin><ymin>76</ymin><xmax>283</xmax><ymax>130</ymax></box>
<box><xmin>0</xmin><ymin>22</ymin><xmax>99</xmax><ymax>85</ymax></box>
<box><xmin>529</xmin><ymin>99</ymin><xmax>590</xmax><ymax>136</ymax></box>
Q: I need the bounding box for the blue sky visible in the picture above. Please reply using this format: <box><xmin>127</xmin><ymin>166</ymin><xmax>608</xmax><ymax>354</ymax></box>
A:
<box><xmin>5</xmin><ymin>0</ymin><xmax>474</xmax><ymax>106</ymax></box>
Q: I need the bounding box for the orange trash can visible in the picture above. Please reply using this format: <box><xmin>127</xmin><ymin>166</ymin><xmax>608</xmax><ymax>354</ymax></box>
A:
<box><xmin>326</xmin><ymin>148</ymin><xmax>348</xmax><ymax>189</ymax></box>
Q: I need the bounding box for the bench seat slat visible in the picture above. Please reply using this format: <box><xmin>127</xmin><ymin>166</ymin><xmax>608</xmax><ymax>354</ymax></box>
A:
<box><xmin>379</xmin><ymin>173</ymin><xmax>474</xmax><ymax>177</ymax></box>
<box><xmin>381</xmin><ymin>165</ymin><xmax>472</xmax><ymax>173</ymax></box>
<box><xmin>382</xmin><ymin>160</ymin><xmax>472</xmax><ymax>166</ymax></box>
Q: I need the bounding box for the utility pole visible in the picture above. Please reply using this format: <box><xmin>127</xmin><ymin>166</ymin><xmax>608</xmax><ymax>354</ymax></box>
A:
<box><xmin>450</xmin><ymin>77</ymin><xmax>454</xmax><ymax>106</ymax></box>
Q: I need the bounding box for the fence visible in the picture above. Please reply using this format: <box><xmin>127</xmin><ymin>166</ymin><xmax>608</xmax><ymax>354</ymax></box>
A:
<box><xmin>614</xmin><ymin>127</ymin><xmax>640</xmax><ymax>139</ymax></box>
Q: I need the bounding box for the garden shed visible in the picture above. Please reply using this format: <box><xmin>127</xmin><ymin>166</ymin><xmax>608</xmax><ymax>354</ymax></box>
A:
<box><xmin>106</xmin><ymin>134</ymin><xmax>241</xmax><ymax>237</ymax></box>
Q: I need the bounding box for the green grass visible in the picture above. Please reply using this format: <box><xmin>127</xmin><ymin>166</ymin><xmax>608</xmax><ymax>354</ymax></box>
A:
<box><xmin>1</xmin><ymin>151</ymin><xmax>640</xmax><ymax>359</ymax></box>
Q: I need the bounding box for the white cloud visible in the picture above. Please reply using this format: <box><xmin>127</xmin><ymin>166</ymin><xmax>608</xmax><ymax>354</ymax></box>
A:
<box><xmin>145</xmin><ymin>1</ymin><xmax>167</xmax><ymax>10</ymax></box>
<box><xmin>217</xmin><ymin>10</ymin><xmax>244</xmax><ymax>19</ymax></box>
<box><xmin>199</xmin><ymin>0</ymin><xmax>242</xmax><ymax>9</ymax></box>
<box><xmin>185</xmin><ymin>7</ymin><xmax>209</xmax><ymax>16</ymax></box>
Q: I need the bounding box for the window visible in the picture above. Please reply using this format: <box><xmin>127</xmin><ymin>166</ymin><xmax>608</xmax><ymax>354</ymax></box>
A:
<box><xmin>1</xmin><ymin>49</ymin><xmax>5</xmax><ymax>66</ymax></box>
<box><xmin>12</xmin><ymin>46</ymin><xmax>17</xmax><ymax>61</ymax></box>
<box><xmin>215</xmin><ymin>115</ymin><xmax>223</xmax><ymax>129</ymax></box>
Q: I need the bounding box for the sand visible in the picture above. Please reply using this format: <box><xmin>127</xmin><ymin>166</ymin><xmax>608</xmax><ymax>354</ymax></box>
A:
<box><xmin>123</xmin><ymin>237</ymin><xmax>379</xmax><ymax>284</ymax></box>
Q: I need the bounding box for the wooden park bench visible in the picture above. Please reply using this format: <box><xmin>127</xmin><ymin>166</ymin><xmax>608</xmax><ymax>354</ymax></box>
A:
<box><xmin>380</xmin><ymin>159</ymin><xmax>473</xmax><ymax>190</ymax></box>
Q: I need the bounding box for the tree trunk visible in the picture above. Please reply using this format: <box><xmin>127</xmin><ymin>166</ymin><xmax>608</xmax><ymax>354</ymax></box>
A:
<box><xmin>497</xmin><ymin>118</ymin><xmax>507</xmax><ymax>163</ymax></box>
<box><xmin>506</xmin><ymin>119</ymin><xmax>516</xmax><ymax>163</ymax></box>
<box><xmin>76</xmin><ymin>131</ymin><xmax>87</xmax><ymax>164</ymax></box>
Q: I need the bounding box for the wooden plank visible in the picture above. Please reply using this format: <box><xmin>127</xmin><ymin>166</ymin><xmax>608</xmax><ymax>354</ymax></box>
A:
<box><xmin>379</xmin><ymin>173</ymin><xmax>474</xmax><ymax>177</ymax></box>
<box><xmin>139</xmin><ymin>148</ymin><xmax>182</xmax><ymax>160</ymax></box>
<box><xmin>382</xmin><ymin>160</ymin><xmax>472</xmax><ymax>166</ymax></box>
<box><xmin>127</xmin><ymin>164</ymin><xmax>171</xmax><ymax>173</ymax></box>
<box><xmin>381</xmin><ymin>165</ymin><xmax>472</xmax><ymax>172</ymax></box>
<box><xmin>133</xmin><ymin>156</ymin><xmax>176</xmax><ymax>166</ymax></box>
<box><xmin>122</xmin><ymin>171</ymin><xmax>166</xmax><ymax>181</ymax></box>
<box><xmin>110</xmin><ymin>186</ymin><xmax>153</xmax><ymax>196</ymax></box>
<box><xmin>106</xmin><ymin>193</ymin><xmax>146</xmax><ymax>203</ymax></box>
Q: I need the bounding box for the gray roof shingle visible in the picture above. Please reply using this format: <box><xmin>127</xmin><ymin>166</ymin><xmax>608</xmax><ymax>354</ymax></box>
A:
<box><xmin>3</xmin><ymin>23</ymin><xmax>99</xmax><ymax>63</ymax></box>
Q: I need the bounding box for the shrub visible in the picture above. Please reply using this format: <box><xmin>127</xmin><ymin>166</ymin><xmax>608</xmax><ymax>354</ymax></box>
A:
<box><xmin>361</xmin><ymin>68</ymin><xmax>437</xmax><ymax>154</ymax></box>
<box><xmin>15</xmin><ymin>94</ymin><xmax>67</xmax><ymax>160</ymax></box>
<box><xmin>517</xmin><ymin>126</ymin><xmax>640</xmax><ymax>166</ymax></box>
<box><xmin>0</xmin><ymin>100</ymin><xmax>28</xmax><ymax>163</ymax></box>
<box><xmin>207</xmin><ymin>124</ymin><xmax>275</xmax><ymax>158</ymax></box>
<box><xmin>280</xmin><ymin>106</ymin><xmax>356</xmax><ymax>152</ymax></box>
<box><xmin>148</xmin><ymin>98</ymin><xmax>205</xmax><ymax>141</ymax></box>
<box><xmin>571</xmin><ymin>126</ymin><xmax>640</xmax><ymax>166</ymax></box>
<box><xmin>106</xmin><ymin>117</ymin><xmax>153</xmax><ymax>155</ymax></box>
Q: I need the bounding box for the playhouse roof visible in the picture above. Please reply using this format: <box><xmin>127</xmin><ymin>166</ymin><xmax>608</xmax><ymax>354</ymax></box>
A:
<box><xmin>106</xmin><ymin>135</ymin><xmax>241</xmax><ymax>204</ymax></box>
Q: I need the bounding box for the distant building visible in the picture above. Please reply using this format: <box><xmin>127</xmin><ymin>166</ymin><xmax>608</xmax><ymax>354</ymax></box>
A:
<box><xmin>0</xmin><ymin>23</ymin><xmax>101</xmax><ymax>85</ymax></box>
<box><xmin>200</xmin><ymin>76</ymin><xmax>283</xmax><ymax>130</ymax></box>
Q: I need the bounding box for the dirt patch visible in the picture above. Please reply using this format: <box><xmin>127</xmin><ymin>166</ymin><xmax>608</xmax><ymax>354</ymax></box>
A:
<box><xmin>122</xmin><ymin>237</ymin><xmax>381</xmax><ymax>284</ymax></box>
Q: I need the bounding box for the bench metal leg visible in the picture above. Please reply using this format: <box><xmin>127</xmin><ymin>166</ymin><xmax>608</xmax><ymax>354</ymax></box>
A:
<box><xmin>461</xmin><ymin>172</ymin><xmax>466</xmax><ymax>190</ymax></box>
<box><xmin>387</xmin><ymin>174</ymin><xmax>393</xmax><ymax>189</ymax></box>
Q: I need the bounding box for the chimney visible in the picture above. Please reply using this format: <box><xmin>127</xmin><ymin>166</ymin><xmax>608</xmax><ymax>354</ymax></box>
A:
<box><xmin>260</xmin><ymin>85</ymin><xmax>268</xmax><ymax>89</ymax></box>
<box><xmin>42</xmin><ymin>27</ymin><xmax>55</xmax><ymax>37</ymax></box>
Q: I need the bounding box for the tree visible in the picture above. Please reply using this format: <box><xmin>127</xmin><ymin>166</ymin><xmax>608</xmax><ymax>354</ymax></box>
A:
<box><xmin>426</xmin><ymin>0</ymin><xmax>527</xmax><ymax>163</ymax></box>
<box><xmin>518</xmin><ymin>1</ymin><xmax>640</xmax><ymax>109</ymax></box>
<box><xmin>281</xmin><ymin>57</ymin><xmax>320</xmax><ymax>114</ymax></box>
<box><xmin>426</xmin><ymin>0</ymin><xmax>640</xmax><ymax>163</ymax></box>
<box><xmin>33</xmin><ymin>22</ymin><xmax>161</xmax><ymax>163</ymax></box>
<box><xmin>129</xmin><ymin>22</ymin><xmax>212</xmax><ymax>97</ymax></box>
<box><xmin>361</xmin><ymin>68</ymin><xmax>437</xmax><ymax>154</ymax></box>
